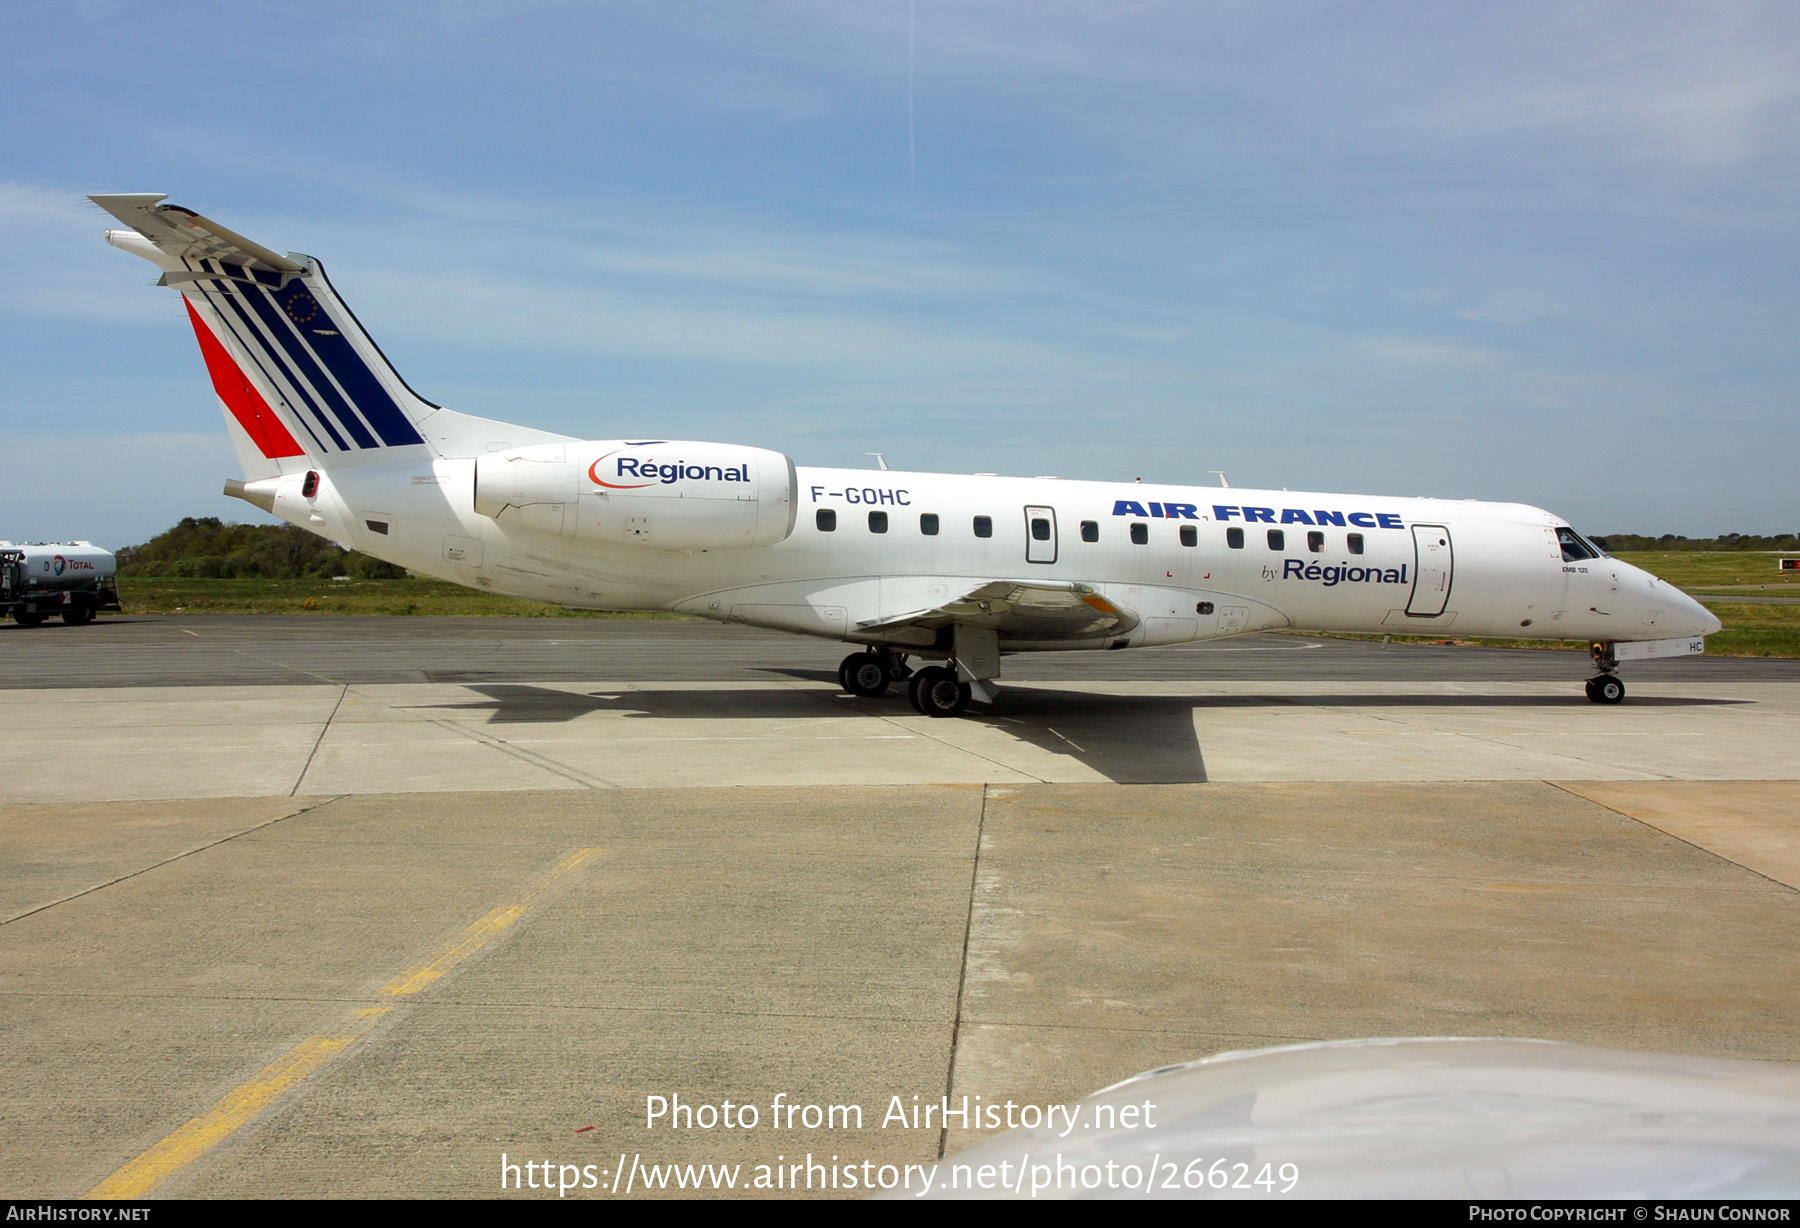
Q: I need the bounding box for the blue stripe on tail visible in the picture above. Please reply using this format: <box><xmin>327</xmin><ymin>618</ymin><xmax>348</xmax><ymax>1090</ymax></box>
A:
<box><xmin>205</xmin><ymin>278</ymin><xmax>348</xmax><ymax>452</ymax></box>
<box><xmin>273</xmin><ymin>282</ymin><xmax>424</xmax><ymax>448</ymax></box>
<box><xmin>232</xmin><ymin>278</ymin><xmax>380</xmax><ymax>449</ymax></box>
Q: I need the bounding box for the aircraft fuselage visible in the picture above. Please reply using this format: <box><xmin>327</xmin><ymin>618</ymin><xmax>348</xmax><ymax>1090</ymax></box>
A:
<box><xmin>284</xmin><ymin>458</ymin><xmax>1718</xmax><ymax>654</ymax></box>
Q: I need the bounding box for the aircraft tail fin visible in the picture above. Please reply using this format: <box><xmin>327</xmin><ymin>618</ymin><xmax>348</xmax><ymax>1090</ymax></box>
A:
<box><xmin>92</xmin><ymin>194</ymin><xmax>449</xmax><ymax>476</ymax></box>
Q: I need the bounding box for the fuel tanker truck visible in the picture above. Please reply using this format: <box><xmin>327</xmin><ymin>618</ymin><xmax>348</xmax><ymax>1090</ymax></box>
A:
<box><xmin>0</xmin><ymin>542</ymin><xmax>121</xmax><ymax>626</ymax></box>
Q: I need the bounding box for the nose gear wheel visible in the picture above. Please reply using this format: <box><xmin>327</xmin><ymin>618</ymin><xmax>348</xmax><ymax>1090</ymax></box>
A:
<box><xmin>1585</xmin><ymin>674</ymin><xmax>1626</xmax><ymax>704</ymax></box>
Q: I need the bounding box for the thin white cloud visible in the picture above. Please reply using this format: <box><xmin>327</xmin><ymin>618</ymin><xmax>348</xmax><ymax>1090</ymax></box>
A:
<box><xmin>1453</xmin><ymin>292</ymin><xmax>1567</xmax><ymax>327</ymax></box>
<box><xmin>189</xmin><ymin>193</ymin><xmax>1080</xmax><ymax>371</ymax></box>
<box><xmin>1365</xmin><ymin>337</ymin><xmax>1504</xmax><ymax>369</ymax></box>
<box><xmin>0</xmin><ymin>183</ymin><xmax>171</xmax><ymax>324</ymax></box>
<box><xmin>1393</xmin><ymin>23</ymin><xmax>1800</xmax><ymax>168</ymax></box>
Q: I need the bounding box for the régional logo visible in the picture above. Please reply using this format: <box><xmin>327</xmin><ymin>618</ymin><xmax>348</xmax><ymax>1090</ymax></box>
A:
<box><xmin>587</xmin><ymin>448</ymin><xmax>750</xmax><ymax>490</ymax></box>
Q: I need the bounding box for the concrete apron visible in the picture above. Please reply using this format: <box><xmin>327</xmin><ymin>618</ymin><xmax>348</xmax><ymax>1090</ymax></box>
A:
<box><xmin>2</xmin><ymin>677</ymin><xmax>1797</xmax><ymax>1198</ymax></box>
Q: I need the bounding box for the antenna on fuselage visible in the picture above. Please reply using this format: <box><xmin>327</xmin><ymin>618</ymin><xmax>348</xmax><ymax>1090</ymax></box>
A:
<box><xmin>1210</xmin><ymin>471</ymin><xmax>1230</xmax><ymax>488</ymax></box>
<box><xmin>867</xmin><ymin>453</ymin><xmax>890</xmax><ymax>471</ymax></box>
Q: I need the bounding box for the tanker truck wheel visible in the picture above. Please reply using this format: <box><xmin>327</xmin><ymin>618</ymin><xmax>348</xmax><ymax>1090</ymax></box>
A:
<box><xmin>13</xmin><ymin>612</ymin><xmax>46</xmax><ymax>627</ymax></box>
<box><xmin>61</xmin><ymin>607</ymin><xmax>95</xmax><ymax>626</ymax></box>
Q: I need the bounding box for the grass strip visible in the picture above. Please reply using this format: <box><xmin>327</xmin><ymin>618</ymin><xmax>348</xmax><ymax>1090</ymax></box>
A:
<box><xmin>115</xmin><ymin>576</ymin><xmax>678</xmax><ymax>618</ymax></box>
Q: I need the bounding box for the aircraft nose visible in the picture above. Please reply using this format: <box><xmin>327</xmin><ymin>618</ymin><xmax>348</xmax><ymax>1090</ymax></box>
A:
<box><xmin>1622</xmin><ymin>560</ymin><xmax>1720</xmax><ymax>637</ymax></box>
<box><xmin>1696</xmin><ymin>599</ymin><xmax>1724</xmax><ymax>636</ymax></box>
<box><xmin>1659</xmin><ymin>581</ymin><xmax>1721</xmax><ymax>636</ymax></box>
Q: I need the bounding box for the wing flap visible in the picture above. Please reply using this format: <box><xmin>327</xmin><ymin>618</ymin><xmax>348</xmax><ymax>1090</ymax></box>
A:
<box><xmin>858</xmin><ymin>579</ymin><xmax>1139</xmax><ymax>640</ymax></box>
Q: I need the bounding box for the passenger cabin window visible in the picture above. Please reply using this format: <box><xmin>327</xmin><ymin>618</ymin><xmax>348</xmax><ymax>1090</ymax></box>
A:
<box><xmin>1267</xmin><ymin>529</ymin><xmax>1285</xmax><ymax>550</ymax></box>
<box><xmin>1080</xmin><ymin>521</ymin><xmax>1099</xmax><ymax>543</ymax></box>
<box><xmin>816</xmin><ymin>509</ymin><xmax>837</xmax><ymax>532</ymax></box>
<box><xmin>1031</xmin><ymin>517</ymin><xmax>1051</xmax><ymax>541</ymax></box>
<box><xmin>1307</xmin><ymin>531</ymin><xmax>1325</xmax><ymax>553</ymax></box>
<box><xmin>1180</xmin><ymin>525</ymin><xmax>1197</xmax><ymax>547</ymax></box>
<box><xmin>920</xmin><ymin>513</ymin><xmax>939</xmax><ymax>536</ymax></box>
<box><xmin>973</xmin><ymin>516</ymin><xmax>993</xmax><ymax>539</ymax></box>
<box><xmin>1558</xmin><ymin>527</ymin><xmax>1602</xmax><ymax>562</ymax></box>
<box><xmin>1347</xmin><ymin>533</ymin><xmax>1364</xmax><ymax>555</ymax></box>
<box><xmin>1130</xmin><ymin>523</ymin><xmax>1148</xmax><ymax>545</ymax></box>
<box><xmin>868</xmin><ymin>510</ymin><xmax>888</xmax><ymax>533</ymax></box>
<box><xmin>1226</xmin><ymin>527</ymin><xmax>1244</xmax><ymax>549</ymax></box>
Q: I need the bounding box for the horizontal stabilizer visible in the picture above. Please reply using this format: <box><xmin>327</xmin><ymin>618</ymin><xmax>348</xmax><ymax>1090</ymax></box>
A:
<box><xmin>91</xmin><ymin>195</ymin><xmax>304</xmax><ymax>280</ymax></box>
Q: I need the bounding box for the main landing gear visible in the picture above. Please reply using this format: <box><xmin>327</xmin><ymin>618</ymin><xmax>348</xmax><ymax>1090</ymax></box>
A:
<box><xmin>1585</xmin><ymin>641</ymin><xmax>1625</xmax><ymax>705</ymax></box>
<box><xmin>837</xmin><ymin>649</ymin><xmax>912</xmax><ymax>699</ymax></box>
<box><xmin>907</xmin><ymin>666</ymin><xmax>971</xmax><ymax>718</ymax></box>
<box><xmin>836</xmin><ymin>649</ymin><xmax>974</xmax><ymax>717</ymax></box>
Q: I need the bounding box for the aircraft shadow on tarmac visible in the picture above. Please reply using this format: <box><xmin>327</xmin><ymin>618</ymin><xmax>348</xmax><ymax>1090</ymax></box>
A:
<box><xmin>409</xmin><ymin>681</ymin><xmax>1212</xmax><ymax>784</ymax></box>
<box><xmin>403</xmin><ymin>679</ymin><xmax>1743</xmax><ymax>787</ymax></box>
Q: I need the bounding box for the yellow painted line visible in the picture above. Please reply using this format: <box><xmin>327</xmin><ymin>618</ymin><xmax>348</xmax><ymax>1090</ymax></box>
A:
<box><xmin>89</xmin><ymin>1026</ymin><xmax>376</xmax><ymax>1199</ymax></box>
<box><xmin>381</xmin><ymin>904</ymin><xmax>528</xmax><ymax>996</ymax></box>
<box><xmin>381</xmin><ymin>847</ymin><xmax>602</xmax><ymax>996</ymax></box>
<box><xmin>88</xmin><ymin>847</ymin><xmax>603</xmax><ymax>1199</ymax></box>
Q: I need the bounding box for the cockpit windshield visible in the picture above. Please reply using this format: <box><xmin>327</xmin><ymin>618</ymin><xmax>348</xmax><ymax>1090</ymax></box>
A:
<box><xmin>1557</xmin><ymin>527</ymin><xmax>1605</xmax><ymax>562</ymax></box>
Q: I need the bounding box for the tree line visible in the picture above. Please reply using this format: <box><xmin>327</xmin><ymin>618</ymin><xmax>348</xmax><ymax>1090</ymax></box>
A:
<box><xmin>1589</xmin><ymin>532</ymin><xmax>1800</xmax><ymax>553</ymax></box>
<box><xmin>117</xmin><ymin>518</ymin><xmax>408</xmax><ymax>579</ymax></box>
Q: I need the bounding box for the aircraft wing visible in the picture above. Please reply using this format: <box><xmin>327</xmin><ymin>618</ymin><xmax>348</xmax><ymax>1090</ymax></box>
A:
<box><xmin>858</xmin><ymin>579</ymin><xmax>1139</xmax><ymax>640</ymax></box>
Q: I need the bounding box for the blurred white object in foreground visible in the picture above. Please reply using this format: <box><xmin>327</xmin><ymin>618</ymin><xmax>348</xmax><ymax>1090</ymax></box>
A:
<box><xmin>908</xmin><ymin>1038</ymin><xmax>1800</xmax><ymax>1199</ymax></box>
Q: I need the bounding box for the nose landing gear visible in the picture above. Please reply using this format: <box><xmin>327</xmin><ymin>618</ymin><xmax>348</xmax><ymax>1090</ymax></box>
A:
<box><xmin>1585</xmin><ymin>674</ymin><xmax>1626</xmax><ymax>704</ymax></box>
<box><xmin>1585</xmin><ymin>641</ymin><xmax>1626</xmax><ymax>704</ymax></box>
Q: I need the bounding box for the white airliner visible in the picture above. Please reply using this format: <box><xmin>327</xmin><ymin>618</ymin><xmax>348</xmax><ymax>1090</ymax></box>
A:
<box><xmin>92</xmin><ymin>194</ymin><xmax>1721</xmax><ymax>715</ymax></box>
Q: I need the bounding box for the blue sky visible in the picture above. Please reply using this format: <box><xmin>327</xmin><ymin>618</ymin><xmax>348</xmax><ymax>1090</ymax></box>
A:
<box><xmin>2</xmin><ymin>1</ymin><xmax>1796</xmax><ymax>547</ymax></box>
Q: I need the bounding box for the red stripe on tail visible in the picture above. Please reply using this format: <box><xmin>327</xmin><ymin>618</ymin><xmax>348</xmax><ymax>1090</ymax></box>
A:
<box><xmin>185</xmin><ymin>299</ymin><xmax>304</xmax><ymax>459</ymax></box>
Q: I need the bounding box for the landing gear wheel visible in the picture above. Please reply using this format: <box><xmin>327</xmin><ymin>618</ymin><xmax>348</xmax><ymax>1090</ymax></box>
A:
<box><xmin>908</xmin><ymin>666</ymin><xmax>971</xmax><ymax>718</ymax></box>
<box><xmin>838</xmin><ymin>652</ymin><xmax>890</xmax><ymax>697</ymax></box>
<box><xmin>12</xmin><ymin>612</ymin><xmax>45</xmax><ymax>627</ymax></box>
<box><xmin>1586</xmin><ymin>674</ymin><xmax>1625</xmax><ymax>705</ymax></box>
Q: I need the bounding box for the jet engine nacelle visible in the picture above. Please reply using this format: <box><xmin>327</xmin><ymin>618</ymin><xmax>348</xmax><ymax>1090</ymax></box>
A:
<box><xmin>474</xmin><ymin>439</ymin><xmax>797</xmax><ymax>551</ymax></box>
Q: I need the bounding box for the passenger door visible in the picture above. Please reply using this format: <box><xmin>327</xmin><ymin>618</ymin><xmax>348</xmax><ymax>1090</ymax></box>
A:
<box><xmin>1406</xmin><ymin>524</ymin><xmax>1453</xmax><ymax>616</ymax></box>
